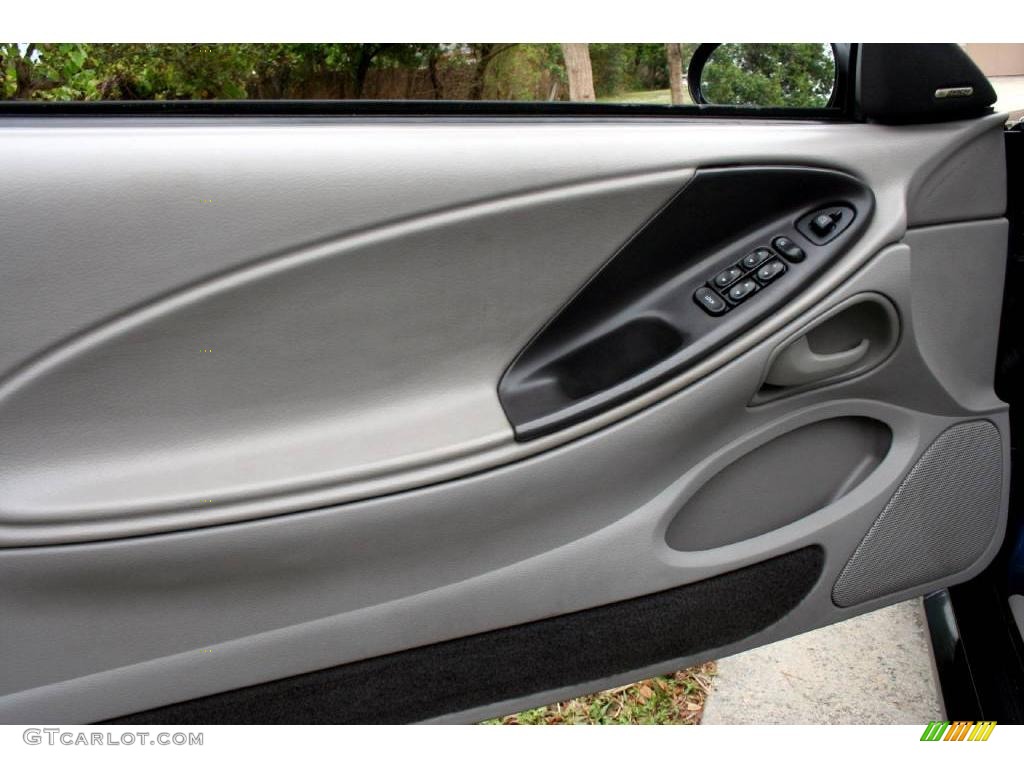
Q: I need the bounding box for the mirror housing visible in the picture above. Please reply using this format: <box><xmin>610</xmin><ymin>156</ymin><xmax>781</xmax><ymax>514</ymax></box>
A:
<box><xmin>687</xmin><ymin>43</ymin><xmax>841</xmax><ymax>109</ymax></box>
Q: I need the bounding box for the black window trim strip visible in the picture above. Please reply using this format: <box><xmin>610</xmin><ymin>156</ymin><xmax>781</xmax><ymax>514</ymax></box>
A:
<box><xmin>0</xmin><ymin>99</ymin><xmax>853</xmax><ymax>120</ymax></box>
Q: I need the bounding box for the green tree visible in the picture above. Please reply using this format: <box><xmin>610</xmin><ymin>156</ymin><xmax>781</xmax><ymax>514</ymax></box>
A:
<box><xmin>560</xmin><ymin>44</ymin><xmax>594</xmax><ymax>101</ymax></box>
<box><xmin>0</xmin><ymin>43</ymin><xmax>446</xmax><ymax>100</ymax></box>
<box><xmin>485</xmin><ymin>44</ymin><xmax>563</xmax><ymax>101</ymax></box>
<box><xmin>89</xmin><ymin>44</ymin><xmax>253</xmax><ymax>99</ymax></box>
<box><xmin>465</xmin><ymin>44</ymin><xmax>517</xmax><ymax>99</ymax></box>
<box><xmin>700</xmin><ymin>44</ymin><xmax>835</xmax><ymax>107</ymax></box>
<box><xmin>1</xmin><ymin>43</ymin><xmax>98</xmax><ymax>99</ymax></box>
<box><xmin>665</xmin><ymin>43</ymin><xmax>686</xmax><ymax>105</ymax></box>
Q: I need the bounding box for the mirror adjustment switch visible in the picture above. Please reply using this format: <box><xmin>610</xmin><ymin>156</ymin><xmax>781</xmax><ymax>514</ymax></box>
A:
<box><xmin>727</xmin><ymin>278</ymin><xmax>758</xmax><ymax>304</ymax></box>
<box><xmin>798</xmin><ymin>205</ymin><xmax>855</xmax><ymax>245</ymax></box>
<box><xmin>756</xmin><ymin>259</ymin><xmax>786</xmax><ymax>283</ymax></box>
<box><xmin>810</xmin><ymin>212</ymin><xmax>839</xmax><ymax>236</ymax></box>
<box><xmin>741</xmin><ymin>248</ymin><xmax>773</xmax><ymax>270</ymax></box>
<box><xmin>772</xmin><ymin>236</ymin><xmax>805</xmax><ymax>263</ymax></box>
<box><xmin>713</xmin><ymin>265</ymin><xmax>744</xmax><ymax>288</ymax></box>
<box><xmin>694</xmin><ymin>286</ymin><xmax>728</xmax><ymax>315</ymax></box>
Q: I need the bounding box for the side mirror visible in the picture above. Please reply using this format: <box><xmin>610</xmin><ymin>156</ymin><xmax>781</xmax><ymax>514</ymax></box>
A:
<box><xmin>687</xmin><ymin>43</ymin><xmax>839</xmax><ymax>108</ymax></box>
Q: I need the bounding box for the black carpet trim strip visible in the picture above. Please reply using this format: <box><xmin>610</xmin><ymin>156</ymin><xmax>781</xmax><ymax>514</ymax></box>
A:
<box><xmin>108</xmin><ymin>546</ymin><xmax>823</xmax><ymax>724</ymax></box>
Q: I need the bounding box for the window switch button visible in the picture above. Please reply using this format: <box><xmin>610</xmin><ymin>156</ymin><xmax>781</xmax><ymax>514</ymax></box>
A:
<box><xmin>713</xmin><ymin>265</ymin><xmax>743</xmax><ymax>288</ymax></box>
<box><xmin>756</xmin><ymin>259</ymin><xmax>786</xmax><ymax>283</ymax></box>
<box><xmin>741</xmin><ymin>248</ymin><xmax>773</xmax><ymax>270</ymax></box>
<box><xmin>727</xmin><ymin>278</ymin><xmax>758</xmax><ymax>304</ymax></box>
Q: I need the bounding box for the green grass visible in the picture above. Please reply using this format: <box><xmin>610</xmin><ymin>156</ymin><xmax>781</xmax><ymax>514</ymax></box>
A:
<box><xmin>482</xmin><ymin>661</ymin><xmax>716</xmax><ymax>725</ymax></box>
<box><xmin>596</xmin><ymin>88</ymin><xmax>676</xmax><ymax>105</ymax></box>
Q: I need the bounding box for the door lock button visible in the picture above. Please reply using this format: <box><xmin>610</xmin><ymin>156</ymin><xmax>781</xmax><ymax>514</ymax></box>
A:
<box><xmin>772</xmin><ymin>236</ymin><xmax>805</xmax><ymax>263</ymax></box>
<box><xmin>694</xmin><ymin>286</ymin><xmax>728</xmax><ymax>315</ymax></box>
<box><xmin>741</xmin><ymin>248</ymin><xmax>773</xmax><ymax>270</ymax></box>
<box><xmin>713</xmin><ymin>265</ymin><xmax>743</xmax><ymax>288</ymax></box>
<box><xmin>756</xmin><ymin>259</ymin><xmax>786</xmax><ymax>283</ymax></box>
<box><xmin>727</xmin><ymin>278</ymin><xmax>758</xmax><ymax>304</ymax></box>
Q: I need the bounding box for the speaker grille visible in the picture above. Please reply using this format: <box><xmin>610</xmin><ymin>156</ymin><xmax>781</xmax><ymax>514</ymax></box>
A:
<box><xmin>832</xmin><ymin>420</ymin><xmax>1002</xmax><ymax>608</ymax></box>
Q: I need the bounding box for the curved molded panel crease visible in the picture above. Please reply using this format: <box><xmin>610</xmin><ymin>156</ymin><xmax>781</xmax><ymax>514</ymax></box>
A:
<box><xmin>0</xmin><ymin>169</ymin><xmax>691</xmax><ymax>540</ymax></box>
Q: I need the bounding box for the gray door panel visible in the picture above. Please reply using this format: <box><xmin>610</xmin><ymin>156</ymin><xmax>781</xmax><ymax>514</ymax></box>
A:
<box><xmin>0</xmin><ymin>114</ymin><xmax>1009</xmax><ymax>722</ymax></box>
<box><xmin>0</xmin><ymin>115</ymin><xmax>1005</xmax><ymax>546</ymax></box>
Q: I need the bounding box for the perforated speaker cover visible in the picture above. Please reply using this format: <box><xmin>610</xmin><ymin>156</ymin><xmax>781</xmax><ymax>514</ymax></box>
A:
<box><xmin>832</xmin><ymin>420</ymin><xmax>1002</xmax><ymax>608</ymax></box>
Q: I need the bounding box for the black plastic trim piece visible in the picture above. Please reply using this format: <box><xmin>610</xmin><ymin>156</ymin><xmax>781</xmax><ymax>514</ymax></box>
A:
<box><xmin>856</xmin><ymin>44</ymin><xmax>997</xmax><ymax>124</ymax></box>
<box><xmin>0</xmin><ymin>98</ymin><xmax>849</xmax><ymax>120</ymax></box>
<box><xmin>924</xmin><ymin>589</ymin><xmax>983</xmax><ymax>721</ymax></box>
<box><xmin>686</xmin><ymin>43</ymin><xmax>720</xmax><ymax>105</ymax></box>
<box><xmin>928</xmin><ymin>575</ymin><xmax>1024</xmax><ymax>723</ymax></box>
<box><xmin>499</xmin><ymin>166</ymin><xmax>874</xmax><ymax>440</ymax></box>
<box><xmin>105</xmin><ymin>546</ymin><xmax>823</xmax><ymax>724</ymax></box>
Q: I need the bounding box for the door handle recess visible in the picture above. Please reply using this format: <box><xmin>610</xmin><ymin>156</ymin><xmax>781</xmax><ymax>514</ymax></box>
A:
<box><xmin>497</xmin><ymin>168</ymin><xmax>876</xmax><ymax>439</ymax></box>
<box><xmin>764</xmin><ymin>336</ymin><xmax>870</xmax><ymax>387</ymax></box>
<box><xmin>752</xmin><ymin>293</ymin><xmax>899</xmax><ymax>404</ymax></box>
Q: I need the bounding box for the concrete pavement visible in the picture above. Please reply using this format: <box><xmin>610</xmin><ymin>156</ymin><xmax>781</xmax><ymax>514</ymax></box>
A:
<box><xmin>992</xmin><ymin>75</ymin><xmax>1024</xmax><ymax>120</ymax></box>
<box><xmin>701</xmin><ymin>599</ymin><xmax>944</xmax><ymax>724</ymax></box>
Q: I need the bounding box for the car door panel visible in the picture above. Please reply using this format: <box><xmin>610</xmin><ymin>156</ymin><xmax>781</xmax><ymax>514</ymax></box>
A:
<box><xmin>0</xmin><ymin>116</ymin><xmax>1004</xmax><ymax>545</ymax></box>
<box><xmin>0</xmin><ymin>111</ymin><xmax>1010</xmax><ymax>723</ymax></box>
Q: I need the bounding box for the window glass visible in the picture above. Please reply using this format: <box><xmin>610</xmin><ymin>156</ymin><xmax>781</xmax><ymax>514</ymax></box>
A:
<box><xmin>0</xmin><ymin>43</ymin><xmax>828</xmax><ymax>107</ymax></box>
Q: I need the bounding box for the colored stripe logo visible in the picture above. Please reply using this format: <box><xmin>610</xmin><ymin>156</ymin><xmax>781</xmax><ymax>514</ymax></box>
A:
<box><xmin>920</xmin><ymin>721</ymin><xmax>996</xmax><ymax>741</ymax></box>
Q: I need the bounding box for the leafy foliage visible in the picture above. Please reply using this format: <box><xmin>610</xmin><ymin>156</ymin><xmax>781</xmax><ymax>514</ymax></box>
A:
<box><xmin>1</xmin><ymin>43</ymin><xmax>836</xmax><ymax>108</ymax></box>
<box><xmin>701</xmin><ymin>43</ymin><xmax>836</xmax><ymax>107</ymax></box>
<box><xmin>1</xmin><ymin>43</ymin><xmax>449</xmax><ymax>100</ymax></box>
